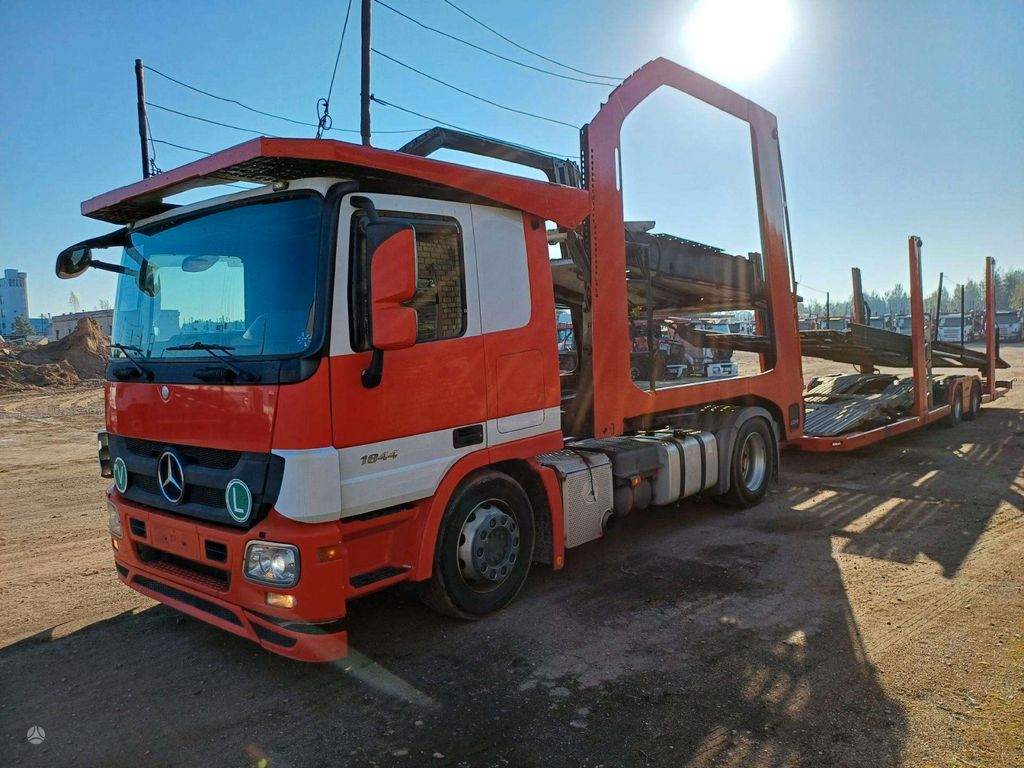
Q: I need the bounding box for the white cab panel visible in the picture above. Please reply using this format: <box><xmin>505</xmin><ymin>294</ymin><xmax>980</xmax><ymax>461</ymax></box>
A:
<box><xmin>338</xmin><ymin>407</ymin><xmax>560</xmax><ymax>518</ymax></box>
<box><xmin>272</xmin><ymin>447</ymin><xmax>343</xmax><ymax>524</ymax></box>
<box><xmin>470</xmin><ymin>204</ymin><xmax>531</xmax><ymax>334</ymax></box>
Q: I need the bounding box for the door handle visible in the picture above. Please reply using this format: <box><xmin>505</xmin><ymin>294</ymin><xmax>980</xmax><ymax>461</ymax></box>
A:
<box><xmin>452</xmin><ymin>425</ymin><xmax>484</xmax><ymax>449</ymax></box>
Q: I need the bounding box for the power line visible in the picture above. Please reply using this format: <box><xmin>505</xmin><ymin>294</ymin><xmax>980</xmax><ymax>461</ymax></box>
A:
<box><xmin>145</xmin><ymin>65</ymin><xmax>319</xmax><ymax>129</ymax></box>
<box><xmin>318</xmin><ymin>0</ymin><xmax>356</xmax><ymax>138</ymax></box>
<box><xmin>151</xmin><ymin>138</ymin><xmax>212</xmax><ymax>155</ymax></box>
<box><xmin>441</xmin><ymin>0</ymin><xmax>623</xmax><ymax>82</ymax></box>
<box><xmin>371</xmin><ymin>95</ymin><xmax>576</xmax><ymax>158</ymax></box>
<box><xmin>373</xmin><ymin>0</ymin><xmax>615</xmax><ymax>87</ymax></box>
<box><xmin>146</xmin><ymin>103</ymin><xmax>276</xmax><ymax>135</ymax></box>
<box><xmin>373</xmin><ymin>48</ymin><xmax>579</xmax><ymax>130</ymax></box>
<box><xmin>144</xmin><ymin>65</ymin><xmax>427</xmax><ymax>135</ymax></box>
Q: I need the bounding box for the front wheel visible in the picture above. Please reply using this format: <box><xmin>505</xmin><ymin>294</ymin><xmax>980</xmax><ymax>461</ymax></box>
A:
<box><xmin>718</xmin><ymin>417</ymin><xmax>777</xmax><ymax>508</ymax></box>
<box><xmin>423</xmin><ymin>472</ymin><xmax>535</xmax><ymax>620</ymax></box>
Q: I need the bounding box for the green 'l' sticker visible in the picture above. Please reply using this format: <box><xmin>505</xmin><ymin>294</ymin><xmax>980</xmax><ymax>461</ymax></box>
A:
<box><xmin>225</xmin><ymin>479</ymin><xmax>252</xmax><ymax>523</ymax></box>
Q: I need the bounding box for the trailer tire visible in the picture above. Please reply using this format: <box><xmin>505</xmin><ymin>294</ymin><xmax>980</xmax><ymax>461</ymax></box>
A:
<box><xmin>943</xmin><ymin>385</ymin><xmax>963</xmax><ymax>428</ymax></box>
<box><xmin>963</xmin><ymin>382</ymin><xmax>981</xmax><ymax>421</ymax></box>
<box><xmin>718</xmin><ymin>417</ymin><xmax>776</xmax><ymax>508</ymax></box>
<box><xmin>422</xmin><ymin>471</ymin><xmax>535</xmax><ymax>620</ymax></box>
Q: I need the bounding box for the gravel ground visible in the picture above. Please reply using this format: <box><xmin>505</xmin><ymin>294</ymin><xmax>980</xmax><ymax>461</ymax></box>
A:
<box><xmin>1</xmin><ymin>350</ymin><xmax>1022</xmax><ymax>768</ymax></box>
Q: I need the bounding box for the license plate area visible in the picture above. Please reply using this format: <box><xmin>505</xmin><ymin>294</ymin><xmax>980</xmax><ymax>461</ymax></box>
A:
<box><xmin>150</xmin><ymin>522</ymin><xmax>201</xmax><ymax>560</ymax></box>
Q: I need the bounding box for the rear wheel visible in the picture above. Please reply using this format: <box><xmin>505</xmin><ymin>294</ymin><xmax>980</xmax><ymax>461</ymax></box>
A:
<box><xmin>943</xmin><ymin>384</ymin><xmax>963</xmax><ymax>428</ymax></box>
<box><xmin>963</xmin><ymin>381</ymin><xmax>982</xmax><ymax>421</ymax></box>
<box><xmin>423</xmin><ymin>472</ymin><xmax>535</xmax><ymax>620</ymax></box>
<box><xmin>719</xmin><ymin>417</ymin><xmax>777</xmax><ymax>508</ymax></box>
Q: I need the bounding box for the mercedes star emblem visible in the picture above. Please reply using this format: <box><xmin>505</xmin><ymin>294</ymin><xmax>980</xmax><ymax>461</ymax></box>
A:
<box><xmin>160</xmin><ymin>385</ymin><xmax>170</xmax><ymax>401</ymax></box>
<box><xmin>157</xmin><ymin>451</ymin><xmax>186</xmax><ymax>505</ymax></box>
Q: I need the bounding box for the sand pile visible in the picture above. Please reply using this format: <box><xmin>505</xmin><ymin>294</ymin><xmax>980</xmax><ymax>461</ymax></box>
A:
<box><xmin>0</xmin><ymin>318</ymin><xmax>109</xmax><ymax>389</ymax></box>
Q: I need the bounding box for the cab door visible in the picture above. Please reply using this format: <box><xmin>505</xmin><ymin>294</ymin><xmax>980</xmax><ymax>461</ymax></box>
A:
<box><xmin>329</xmin><ymin>193</ymin><xmax>486</xmax><ymax>518</ymax></box>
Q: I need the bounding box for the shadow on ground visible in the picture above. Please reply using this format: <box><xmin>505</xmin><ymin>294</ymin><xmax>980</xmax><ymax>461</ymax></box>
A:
<box><xmin>6</xmin><ymin>409</ymin><xmax>1022</xmax><ymax>767</ymax></box>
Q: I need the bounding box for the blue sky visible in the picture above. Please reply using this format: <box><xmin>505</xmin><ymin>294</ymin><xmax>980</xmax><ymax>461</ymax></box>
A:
<box><xmin>1</xmin><ymin>0</ymin><xmax>1022</xmax><ymax>317</ymax></box>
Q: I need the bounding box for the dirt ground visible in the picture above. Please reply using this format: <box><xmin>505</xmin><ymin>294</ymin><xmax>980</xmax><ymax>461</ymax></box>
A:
<box><xmin>2</xmin><ymin>349</ymin><xmax>1022</xmax><ymax>768</ymax></box>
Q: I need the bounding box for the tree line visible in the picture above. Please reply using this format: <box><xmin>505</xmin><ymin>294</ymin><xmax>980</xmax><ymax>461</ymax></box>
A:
<box><xmin>798</xmin><ymin>267</ymin><xmax>1024</xmax><ymax>319</ymax></box>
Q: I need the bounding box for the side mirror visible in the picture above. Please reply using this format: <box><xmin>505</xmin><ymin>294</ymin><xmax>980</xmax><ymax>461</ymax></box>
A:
<box><xmin>361</xmin><ymin>221</ymin><xmax>418</xmax><ymax>388</ymax></box>
<box><xmin>138</xmin><ymin>261</ymin><xmax>161</xmax><ymax>298</ymax></box>
<box><xmin>367</xmin><ymin>222</ymin><xmax>418</xmax><ymax>351</ymax></box>
<box><xmin>56</xmin><ymin>246</ymin><xmax>92</xmax><ymax>279</ymax></box>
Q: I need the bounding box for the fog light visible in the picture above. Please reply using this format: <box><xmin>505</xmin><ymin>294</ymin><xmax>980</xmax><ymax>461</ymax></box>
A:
<box><xmin>243</xmin><ymin>541</ymin><xmax>300</xmax><ymax>587</ymax></box>
<box><xmin>266</xmin><ymin>592</ymin><xmax>296</xmax><ymax>609</ymax></box>
<box><xmin>108</xmin><ymin>501</ymin><xmax>123</xmax><ymax>538</ymax></box>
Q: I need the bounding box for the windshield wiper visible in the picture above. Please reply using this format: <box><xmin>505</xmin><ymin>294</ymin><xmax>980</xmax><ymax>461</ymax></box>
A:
<box><xmin>166</xmin><ymin>342</ymin><xmax>260</xmax><ymax>383</ymax></box>
<box><xmin>110</xmin><ymin>343</ymin><xmax>154</xmax><ymax>381</ymax></box>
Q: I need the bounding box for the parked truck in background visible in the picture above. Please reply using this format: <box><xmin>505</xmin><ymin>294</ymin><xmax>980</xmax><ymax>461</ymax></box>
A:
<box><xmin>937</xmin><ymin>314</ymin><xmax>969</xmax><ymax>344</ymax></box>
<box><xmin>56</xmin><ymin>58</ymin><xmax>1007</xmax><ymax>661</ymax></box>
<box><xmin>996</xmin><ymin>309</ymin><xmax>1022</xmax><ymax>342</ymax></box>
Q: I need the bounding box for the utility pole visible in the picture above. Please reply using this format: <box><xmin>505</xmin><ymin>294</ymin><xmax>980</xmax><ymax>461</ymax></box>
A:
<box><xmin>360</xmin><ymin>0</ymin><xmax>371</xmax><ymax>146</ymax></box>
<box><xmin>135</xmin><ymin>59</ymin><xmax>150</xmax><ymax>178</ymax></box>
<box><xmin>825</xmin><ymin>292</ymin><xmax>830</xmax><ymax>327</ymax></box>
<box><xmin>934</xmin><ymin>272</ymin><xmax>944</xmax><ymax>340</ymax></box>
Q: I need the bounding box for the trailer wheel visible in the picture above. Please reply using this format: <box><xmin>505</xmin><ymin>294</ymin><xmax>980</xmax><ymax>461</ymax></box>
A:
<box><xmin>943</xmin><ymin>385</ymin><xmax>964</xmax><ymax>428</ymax></box>
<box><xmin>719</xmin><ymin>417</ymin><xmax>776</xmax><ymax>508</ymax></box>
<box><xmin>963</xmin><ymin>382</ymin><xmax>981</xmax><ymax>421</ymax></box>
<box><xmin>423</xmin><ymin>471</ymin><xmax>535</xmax><ymax>620</ymax></box>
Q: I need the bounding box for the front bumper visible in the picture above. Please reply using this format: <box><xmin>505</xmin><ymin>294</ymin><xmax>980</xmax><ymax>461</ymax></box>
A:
<box><xmin>110</xmin><ymin>493</ymin><xmax>349</xmax><ymax>662</ymax></box>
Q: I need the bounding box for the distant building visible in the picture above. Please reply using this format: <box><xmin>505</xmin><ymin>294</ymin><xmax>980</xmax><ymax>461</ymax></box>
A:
<box><xmin>29</xmin><ymin>316</ymin><xmax>52</xmax><ymax>336</ymax></box>
<box><xmin>50</xmin><ymin>309</ymin><xmax>113</xmax><ymax>340</ymax></box>
<box><xmin>0</xmin><ymin>268</ymin><xmax>29</xmax><ymax>335</ymax></box>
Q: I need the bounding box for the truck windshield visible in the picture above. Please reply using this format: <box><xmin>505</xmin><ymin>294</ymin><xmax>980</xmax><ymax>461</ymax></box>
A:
<box><xmin>996</xmin><ymin>312</ymin><xmax>1016</xmax><ymax>323</ymax></box>
<box><xmin>939</xmin><ymin>316</ymin><xmax>962</xmax><ymax>327</ymax></box>
<box><xmin>111</xmin><ymin>195</ymin><xmax>323</xmax><ymax>359</ymax></box>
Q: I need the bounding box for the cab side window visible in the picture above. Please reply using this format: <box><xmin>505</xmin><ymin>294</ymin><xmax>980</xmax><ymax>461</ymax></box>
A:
<box><xmin>406</xmin><ymin>224</ymin><xmax>466</xmax><ymax>342</ymax></box>
<box><xmin>350</xmin><ymin>211</ymin><xmax>467</xmax><ymax>349</ymax></box>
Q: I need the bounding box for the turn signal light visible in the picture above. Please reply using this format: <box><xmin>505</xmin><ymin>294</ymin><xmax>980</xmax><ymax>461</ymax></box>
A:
<box><xmin>265</xmin><ymin>592</ymin><xmax>296</xmax><ymax>609</ymax></box>
<box><xmin>318</xmin><ymin>545</ymin><xmax>343</xmax><ymax>563</ymax></box>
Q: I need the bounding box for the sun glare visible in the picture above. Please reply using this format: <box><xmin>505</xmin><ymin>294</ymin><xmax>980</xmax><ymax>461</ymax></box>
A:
<box><xmin>685</xmin><ymin>0</ymin><xmax>794</xmax><ymax>82</ymax></box>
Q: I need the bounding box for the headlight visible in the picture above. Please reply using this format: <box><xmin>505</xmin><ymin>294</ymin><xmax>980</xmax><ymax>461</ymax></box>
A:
<box><xmin>244</xmin><ymin>542</ymin><xmax>300</xmax><ymax>588</ymax></box>
<box><xmin>108</xmin><ymin>501</ymin><xmax>123</xmax><ymax>538</ymax></box>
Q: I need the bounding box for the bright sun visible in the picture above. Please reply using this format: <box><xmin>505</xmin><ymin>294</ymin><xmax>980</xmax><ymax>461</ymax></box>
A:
<box><xmin>685</xmin><ymin>0</ymin><xmax>794</xmax><ymax>82</ymax></box>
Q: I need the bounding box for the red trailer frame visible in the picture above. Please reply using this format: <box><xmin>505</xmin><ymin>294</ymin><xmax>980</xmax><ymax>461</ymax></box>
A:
<box><xmin>792</xmin><ymin>243</ymin><xmax>1007</xmax><ymax>452</ymax></box>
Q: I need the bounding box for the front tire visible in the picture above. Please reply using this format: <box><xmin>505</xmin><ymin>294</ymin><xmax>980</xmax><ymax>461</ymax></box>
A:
<box><xmin>423</xmin><ymin>471</ymin><xmax>535</xmax><ymax>620</ymax></box>
<box><xmin>719</xmin><ymin>417</ymin><xmax>777</xmax><ymax>508</ymax></box>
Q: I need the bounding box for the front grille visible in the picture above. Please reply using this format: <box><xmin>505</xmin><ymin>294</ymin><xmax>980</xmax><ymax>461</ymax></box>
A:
<box><xmin>137</xmin><ymin>542</ymin><xmax>230</xmax><ymax>591</ymax></box>
<box><xmin>182</xmin><ymin>445</ymin><xmax>242</xmax><ymax>470</ymax></box>
<box><xmin>190</xmin><ymin>485</ymin><xmax>225</xmax><ymax>509</ymax></box>
<box><xmin>124</xmin><ymin>438</ymin><xmax>241</xmax><ymax>470</ymax></box>
<box><xmin>109</xmin><ymin>434</ymin><xmax>284</xmax><ymax>529</ymax></box>
<box><xmin>133</xmin><ymin>474</ymin><xmax>159</xmax><ymax>495</ymax></box>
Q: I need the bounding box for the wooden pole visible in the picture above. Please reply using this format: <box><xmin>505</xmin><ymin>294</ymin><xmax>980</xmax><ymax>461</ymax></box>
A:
<box><xmin>360</xmin><ymin>0</ymin><xmax>371</xmax><ymax>146</ymax></box>
<box><xmin>135</xmin><ymin>59</ymin><xmax>150</xmax><ymax>179</ymax></box>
